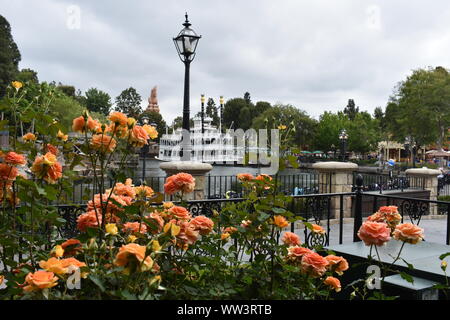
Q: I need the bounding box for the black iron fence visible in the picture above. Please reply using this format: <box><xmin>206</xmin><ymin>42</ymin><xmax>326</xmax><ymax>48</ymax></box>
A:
<box><xmin>352</xmin><ymin>171</ymin><xmax>425</xmax><ymax>193</ymax></box>
<box><xmin>63</xmin><ymin>173</ymin><xmax>326</xmax><ymax>204</ymax></box>
<box><xmin>205</xmin><ymin>172</ymin><xmax>326</xmax><ymax>199</ymax></box>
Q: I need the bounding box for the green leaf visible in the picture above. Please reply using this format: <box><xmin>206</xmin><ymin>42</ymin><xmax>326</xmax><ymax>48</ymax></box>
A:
<box><xmin>439</xmin><ymin>252</ymin><xmax>450</xmax><ymax>260</ymax></box>
<box><xmin>89</xmin><ymin>275</ymin><xmax>105</xmax><ymax>292</ymax></box>
<box><xmin>399</xmin><ymin>272</ymin><xmax>414</xmax><ymax>284</ymax></box>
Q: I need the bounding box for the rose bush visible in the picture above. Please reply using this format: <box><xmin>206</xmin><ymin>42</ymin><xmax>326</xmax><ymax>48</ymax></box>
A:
<box><xmin>0</xmin><ymin>82</ymin><xmax>348</xmax><ymax>300</ymax></box>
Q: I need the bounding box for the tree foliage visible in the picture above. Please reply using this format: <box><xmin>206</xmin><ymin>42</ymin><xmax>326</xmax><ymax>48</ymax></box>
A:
<box><xmin>115</xmin><ymin>87</ymin><xmax>142</xmax><ymax>118</ymax></box>
<box><xmin>85</xmin><ymin>87</ymin><xmax>112</xmax><ymax>115</ymax></box>
<box><xmin>252</xmin><ymin>104</ymin><xmax>317</xmax><ymax>148</ymax></box>
<box><xmin>0</xmin><ymin>15</ymin><xmax>21</xmax><ymax>97</ymax></box>
<box><xmin>386</xmin><ymin>66</ymin><xmax>450</xmax><ymax>150</ymax></box>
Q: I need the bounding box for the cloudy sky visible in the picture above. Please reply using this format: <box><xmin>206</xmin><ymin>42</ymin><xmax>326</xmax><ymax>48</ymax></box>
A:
<box><xmin>2</xmin><ymin>0</ymin><xmax>450</xmax><ymax>123</ymax></box>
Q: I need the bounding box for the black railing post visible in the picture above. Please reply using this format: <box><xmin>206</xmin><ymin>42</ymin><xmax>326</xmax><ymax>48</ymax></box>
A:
<box><xmin>447</xmin><ymin>204</ymin><xmax>450</xmax><ymax>245</ymax></box>
<box><xmin>353</xmin><ymin>174</ymin><xmax>364</xmax><ymax>242</ymax></box>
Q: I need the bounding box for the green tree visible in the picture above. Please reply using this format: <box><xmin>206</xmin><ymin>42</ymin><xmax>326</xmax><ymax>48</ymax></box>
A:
<box><xmin>57</xmin><ymin>83</ymin><xmax>76</xmax><ymax>97</ymax></box>
<box><xmin>85</xmin><ymin>87</ymin><xmax>112</xmax><ymax>115</ymax></box>
<box><xmin>313</xmin><ymin>111</ymin><xmax>348</xmax><ymax>152</ymax></box>
<box><xmin>205</xmin><ymin>98</ymin><xmax>220</xmax><ymax>127</ymax></box>
<box><xmin>314</xmin><ymin>110</ymin><xmax>380</xmax><ymax>155</ymax></box>
<box><xmin>115</xmin><ymin>87</ymin><xmax>142</xmax><ymax>118</ymax></box>
<box><xmin>0</xmin><ymin>15</ymin><xmax>21</xmax><ymax>97</ymax></box>
<box><xmin>252</xmin><ymin>104</ymin><xmax>317</xmax><ymax>148</ymax></box>
<box><xmin>16</xmin><ymin>68</ymin><xmax>38</xmax><ymax>84</ymax></box>
<box><xmin>222</xmin><ymin>97</ymin><xmax>256</xmax><ymax>130</ymax></box>
<box><xmin>343</xmin><ymin>99</ymin><xmax>359</xmax><ymax>120</ymax></box>
<box><xmin>254</xmin><ymin>101</ymin><xmax>272</xmax><ymax>115</ymax></box>
<box><xmin>171</xmin><ymin>116</ymin><xmax>183</xmax><ymax>130</ymax></box>
<box><xmin>387</xmin><ymin>66</ymin><xmax>450</xmax><ymax>152</ymax></box>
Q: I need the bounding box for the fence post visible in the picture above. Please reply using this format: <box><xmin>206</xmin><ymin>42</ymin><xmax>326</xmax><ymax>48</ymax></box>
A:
<box><xmin>447</xmin><ymin>203</ymin><xmax>450</xmax><ymax>246</ymax></box>
<box><xmin>312</xmin><ymin>161</ymin><xmax>358</xmax><ymax>219</ymax></box>
<box><xmin>405</xmin><ymin>167</ymin><xmax>441</xmax><ymax>214</ymax></box>
<box><xmin>353</xmin><ymin>174</ymin><xmax>363</xmax><ymax>242</ymax></box>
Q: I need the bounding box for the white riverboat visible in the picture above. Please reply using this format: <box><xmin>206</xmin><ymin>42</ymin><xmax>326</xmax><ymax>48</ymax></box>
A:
<box><xmin>158</xmin><ymin>116</ymin><xmax>258</xmax><ymax>163</ymax></box>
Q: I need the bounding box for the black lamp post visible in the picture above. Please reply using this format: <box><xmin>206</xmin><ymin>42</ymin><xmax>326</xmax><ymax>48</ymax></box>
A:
<box><xmin>404</xmin><ymin>137</ymin><xmax>410</xmax><ymax>168</ymax></box>
<box><xmin>219</xmin><ymin>96</ymin><xmax>224</xmax><ymax>133</ymax></box>
<box><xmin>339</xmin><ymin>129</ymin><xmax>348</xmax><ymax>161</ymax></box>
<box><xmin>173</xmin><ymin>13</ymin><xmax>201</xmax><ymax>161</ymax></box>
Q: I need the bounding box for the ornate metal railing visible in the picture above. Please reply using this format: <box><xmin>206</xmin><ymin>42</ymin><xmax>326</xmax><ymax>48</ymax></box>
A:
<box><xmin>44</xmin><ymin>177</ymin><xmax>450</xmax><ymax>247</ymax></box>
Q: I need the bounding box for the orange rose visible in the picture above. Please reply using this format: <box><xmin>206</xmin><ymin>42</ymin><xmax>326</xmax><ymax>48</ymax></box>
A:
<box><xmin>73</xmin><ymin>116</ymin><xmax>100</xmax><ymax>133</ymax></box>
<box><xmin>163</xmin><ymin>201</ymin><xmax>174</xmax><ymax>209</ymax></box>
<box><xmin>311</xmin><ymin>224</ymin><xmax>326</xmax><ymax>234</ymax></box>
<box><xmin>367</xmin><ymin>212</ymin><xmax>385</xmax><ymax>223</ymax></box>
<box><xmin>224</xmin><ymin>226</ymin><xmax>238</xmax><ymax>234</ymax></box>
<box><xmin>221</xmin><ymin>233</ymin><xmax>230</xmax><ymax>241</ymax></box>
<box><xmin>176</xmin><ymin>220</ymin><xmax>199</xmax><ymax>247</ymax></box>
<box><xmin>72</xmin><ymin>116</ymin><xmax>86</xmax><ymax>132</ymax></box>
<box><xmin>255</xmin><ymin>174</ymin><xmax>272</xmax><ymax>182</ymax></box>
<box><xmin>22</xmin><ymin>132</ymin><xmax>36</xmax><ymax>142</ymax></box>
<box><xmin>393</xmin><ymin>223</ymin><xmax>424</xmax><ymax>244</ymax></box>
<box><xmin>39</xmin><ymin>257</ymin><xmax>67</xmax><ymax>275</ymax></box>
<box><xmin>301</xmin><ymin>252</ymin><xmax>329</xmax><ymax>278</ymax></box>
<box><xmin>237</xmin><ymin>173</ymin><xmax>254</xmax><ymax>182</ymax></box>
<box><xmin>46</xmin><ymin>161</ymin><xmax>63</xmax><ymax>183</ymax></box>
<box><xmin>60</xmin><ymin>257</ymin><xmax>86</xmax><ymax>269</ymax></box>
<box><xmin>145</xmin><ymin>212</ymin><xmax>164</xmax><ymax>234</ymax></box>
<box><xmin>61</xmin><ymin>239</ymin><xmax>83</xmax><ymax>256</ymax></box>
<box><xmin>46</xmin><ymin>144</ymin><xmax>58</xmax><ymax>156</ymax></box>
<box><xmin>87</xmin><ymin>193</ymin><xmax>128</xmax><ymax>215</ymax></box>
<box><xmin>109</xmin><ymin>112</ymin><xmax>128</xmax><ymax>127</ymax></box>
<box><xmin>286</xmin><ymin>246</ymin><xmax>314</xmax><ymax>263</ymax></box>
<box><xmin>325</xmin><ymin>255</ymin><xmax>349</xmax><ymax>275</ymax></box>
<box><xmin>23</xmin><ymin>271</ymin><xmax>58</xmax><ymax>292</ymax></box>
<box><xmin>112</xmin><ymin>182</ymin><xmax>136</xmax><ymax>198</ymax></box>
<box><xmin>135</xmin><ymin>185</ymin><xmax>154</xmax><ymax>198</ymax></box>
<box><xmin>324</xmin><ymin>276</ymin><xmax>341</xmax><ymax>292</ymax></box>
<box><xmin>378</xmin><ymin>206</ymin><xmax>398</xmax><ymax>214</ymax></box>
<box><xmin>168</xmin><ymin>206</ymin><xmax>191</xmax><ymax>220</ymax></box>
<box><xmin>143</xmin><ymin>124</ymin><xmax>158</xmax><ymax>139</ymax></box>
<box><xmin>76</xmin><ymin>211</ymin><xmax>102</xmax><ymax>232</ymax></box>
<box><xmin>282</xmin><ymin>231</ymin><xmax>301</xmax><ymax>246</ymax></box>
<box><xmin>0</xmin><ymin>163</ymin><xmax>19</xmax><ymax>182</ymax></box>
<box><xmin>385</xmin><ymin>212</ymin><xmax>402</xmax><ymax>228</ymax></box>
<box><xmin>114</xmin><ymin>243</ymin><xmax>154</xmax><ymax>273</ymax></box>
<box><xmin>91</xmin><ymin>134</ymin><xmax>117</xmax><ymax>153</ymax></box>
<box><xmin>130</xmin><ymin>125</ymin><xmax>150</xmax><ymax>147</ymax></box>
<box><xmin>273</xmin><ymin>215</ymin><xmax>289</xmax><ymax>228</ymax></box>
<box><xmin>164</xmin><ymin>173</ymin><xmax>195</xmax><ymax>195</ymax></box>
<box><xmin>122</xmin><ymin>222</ymin><xmax>147</xmax><ymax>234</ymax></box>
<box><xmin>190</xmin><ymin>215</ymin><xmax>214</xmax><ymax>235</ymax></box>
<box><xmin>357</xmin><ymin>221</ymin><xmax>391</xmax><ymax>246</ymax></box>
<box><xmin>4</xmin><ymin>152</ymin><xmax>26</xmax><ymax>166</ymax></box>
<box><xmin>31</xmin><ymin>152</ymin><xmax>62</xmax><ymax>184</ymax></box>
<box><xmin>57</xmin><ymin>130</ymin><xmax>68</xmax><ymax>142</ymax></box>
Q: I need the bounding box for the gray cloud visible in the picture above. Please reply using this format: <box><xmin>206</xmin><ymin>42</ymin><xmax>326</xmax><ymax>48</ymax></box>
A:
<box><xmin>2</xmin><ymin>0</ymin><xmax>450</xmax><ymax>123</ymax></box>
